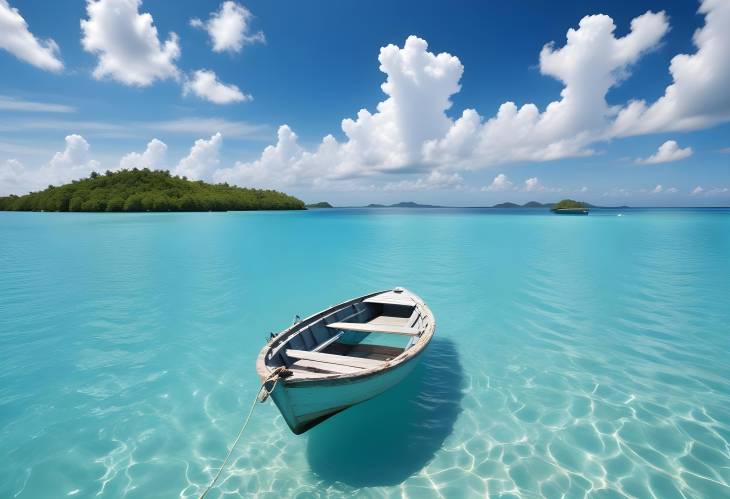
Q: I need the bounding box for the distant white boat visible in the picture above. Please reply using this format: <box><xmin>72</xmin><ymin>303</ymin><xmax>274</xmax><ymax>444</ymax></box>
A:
<box><xmin>256</xmin><ymin>287</ymin><xmax>435</xmax><ymax>434</ymax></box>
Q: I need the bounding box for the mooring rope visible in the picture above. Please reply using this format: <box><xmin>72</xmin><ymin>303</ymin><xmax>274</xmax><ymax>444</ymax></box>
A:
<box><xmin>199</xmin><ymin>367</ymin><xmax>287</xmax><ymax>499</ymax></box>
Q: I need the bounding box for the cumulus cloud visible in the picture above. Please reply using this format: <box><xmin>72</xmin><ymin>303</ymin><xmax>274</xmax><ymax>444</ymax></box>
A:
<box><xmin>46</xmin><ymin>135</ymin><xmax>100</xmax><ymax>181</ymax></box>
<box><xmin>0</xmin><ymin>158</ymin><xmax>26</xmax><ymax>195</ymax></box>
<box><xmin>119</xmin><ymin>138</ymin><xmax>167</xmax><ymax>170</ymax></box>
<box><xmin>213</xmin><ymin>125</ymin><xmax>307</xmax><ymax>187</ymax></box>
<box><xmin>613</xmin><ymin>0</ymin><xmax>730</xmax><ymax>135</ymax></box>
<box><xmin>215</xmin><ymin>36</ymin><xmax>465</xmax><ymax>188</ymax></box>
<box><xmin>218</xmin><ymin>13</ymin><xmax>668</xmax><ymax>190</ymax></box>
<box><xmin>482</xmin><ymin>173</ymin><xmax>512</xmax><ymax>192</ymax></box>
<box><xmin>651</xmin><ymin>184</ymin><xmax>663</xmax><ymax>193</ymax></box>
<box><xmin>424</xmin><ymin>10</ymin><xmax>668</xmax><ymax>169</ymax></box>
<box><xmin>636</xmin><ymin>140</ymin><xmax>693</xmax><ymax>164</ymax></box>
<box><xmin>0</xmin><ymin>0</ymin><xmax>63</xmax><ymax>72</ymax></box>
<box><xmin>191</xmin><ymin>1</ymin><xmax>264</xmax><ymax>54</ymax></box>
<box><xmin>691</xmin><ymin>185</ymin><xmax>728</xmax><ymax>196</ymax></box>
<box><xmin>81</xmin><ymin>0</ymin><xmax>180</xmax><ymax>86</ymax></box>
<box><xmin>183</xmin><ymin>69</ymin><xmax>250</xmax><ymax>104</ymax></box>
<box><xmin>0</xmin><ymin>135</ymin><xmax>100</xmax><ymax>195</ymax></box>
<box><xmin>524</xmin><ymin>177</ymin><xmax>540</xmax><ymax>192</ymax></box>
<box><xmin>174</xmin><ymin>132</ymin><xmax>222</xmax><ymax>180</ymax></box>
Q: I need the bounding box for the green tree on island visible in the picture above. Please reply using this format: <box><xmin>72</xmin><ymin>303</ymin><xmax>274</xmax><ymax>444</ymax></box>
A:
<box><xmin>0</xmin><ymin>169</ymin><xmax>305</xmax><ymax>212</ymax></box>
<box><xmin>552</xmin><ymin>199</ymin><xmax>587</xmax><ymax>210</ymax></box>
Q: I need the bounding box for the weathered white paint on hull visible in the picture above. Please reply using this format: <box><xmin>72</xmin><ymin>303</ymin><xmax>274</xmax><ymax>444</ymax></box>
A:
<box><xmin>271</xmin><ymin>355</ymin><xmax>421</xmax><ymax>434</ymax></box>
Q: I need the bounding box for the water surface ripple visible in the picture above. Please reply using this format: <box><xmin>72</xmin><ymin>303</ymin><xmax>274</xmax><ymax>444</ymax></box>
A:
<box><xmin>1</xmin><ymin>208</ymin><xmax>729</xmax><ymax>498</ymax></box>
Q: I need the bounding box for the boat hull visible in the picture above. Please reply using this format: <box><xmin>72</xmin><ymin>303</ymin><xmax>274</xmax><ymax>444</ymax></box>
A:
<box><xmin>551</xmin><ymin>208</ymin><xmax>589</xmax><ymax>215</ymax></box>
<box><xmin>270</xmin><ymin>348</ymin><xmax>424</xmax><ymax>434</ymax></box>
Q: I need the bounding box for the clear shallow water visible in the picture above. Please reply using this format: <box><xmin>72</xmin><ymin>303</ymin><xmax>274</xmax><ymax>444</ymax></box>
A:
<box><xmin>1</xmin><ymin>208</ymin><xmax>729</xmax><ymax>498</ymax></box>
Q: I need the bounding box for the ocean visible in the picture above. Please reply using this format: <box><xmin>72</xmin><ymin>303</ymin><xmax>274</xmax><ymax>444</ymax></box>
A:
<box><xmin>1</xmin><ymin>208</ymin><xmax>729</xmax><ymax>498</ymax></box>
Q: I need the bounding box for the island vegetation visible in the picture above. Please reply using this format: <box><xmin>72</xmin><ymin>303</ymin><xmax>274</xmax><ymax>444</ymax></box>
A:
<box><xmin>306</xmin><ymin>202</ymin><xmax>333</xmax><ymax>208</ymax></box>
<box><xmin>0</xmin><ymin>169</ymin><xmax>305</xmax><ymax>212</ymax></box>
<box><xmin>551</xmin><ymin>199</ymin><xmax>587</xmax><ymax>210</ymax></box>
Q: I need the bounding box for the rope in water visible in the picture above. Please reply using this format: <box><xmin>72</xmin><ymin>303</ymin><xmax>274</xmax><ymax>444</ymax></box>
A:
<box><xmin>199</xmin><ymin>367</ymin><xmax>286</xmax><ymax>499</ymax></box>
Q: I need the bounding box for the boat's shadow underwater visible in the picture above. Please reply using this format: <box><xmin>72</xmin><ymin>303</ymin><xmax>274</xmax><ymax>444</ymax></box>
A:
<box><xmin>305</xmin><ymin>338</ymin><xmax>465</xmax><ymax>487</ymax></box>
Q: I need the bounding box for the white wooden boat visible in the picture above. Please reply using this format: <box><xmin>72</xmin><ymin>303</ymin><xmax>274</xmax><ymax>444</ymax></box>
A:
<box><xmin>256</xmin><ymin>287</ymin><xmax>435</xmax><ymax>434</ymax></box>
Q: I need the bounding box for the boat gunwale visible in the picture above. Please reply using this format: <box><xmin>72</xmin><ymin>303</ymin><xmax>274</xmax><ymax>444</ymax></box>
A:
<box><xmin>255</xmin><ymin>288</ymin><xmax>435</xmax><ymax>386</ymax></box>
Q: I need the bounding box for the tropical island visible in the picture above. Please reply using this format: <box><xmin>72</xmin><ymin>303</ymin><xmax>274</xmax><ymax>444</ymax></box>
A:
<box><xmin>0</xmin><ymin>169</ymin><xmax>305</xmax><ymax>212</ymax></box>
<box><xmin>305</xmin><ymin>202</ymin><xmax>334</xmax><ymax>208</ymax></box>
<box><xmin>550</xmin><ymin>199</ymin><xmax>589</xmax><ymax>214</ymax></box>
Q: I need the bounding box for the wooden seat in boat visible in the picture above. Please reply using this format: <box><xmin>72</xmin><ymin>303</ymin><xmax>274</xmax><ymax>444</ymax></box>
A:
<box><xmin>325</xmin><ymin>321</ymin><xmax>419</xmax><ymax>336</ymax></box>
<box><xmin>286</xmin><ymin>349</ymin><xmax>384</xmax><ymax>369</ymax></box>
<box><xmin>363</xmin><ymin>291</ymin><xmax>415</xmax><ymax>306</ymax></box>
<box><xmin>291</xmin><ymin>359</ymin><xmax>363</xmax><ymax>375</ymax></box>
<box><xmin>367</xmin><ymin>315</ymin><xmax>410</xmax><ymax>326</ymax></box>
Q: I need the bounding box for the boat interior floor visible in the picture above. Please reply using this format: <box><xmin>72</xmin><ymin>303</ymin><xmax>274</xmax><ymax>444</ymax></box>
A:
<box><xmin>323</xmin><ymin>342</ymin><xmax>404</xmax><ymax>360</ymax></box>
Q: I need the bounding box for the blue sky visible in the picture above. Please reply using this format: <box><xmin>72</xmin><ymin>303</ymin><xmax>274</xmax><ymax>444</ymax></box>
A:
<box><xmin>0</xmin><ymin>0</ymin><xmax>728</xmax><ymax>206</ymax></box>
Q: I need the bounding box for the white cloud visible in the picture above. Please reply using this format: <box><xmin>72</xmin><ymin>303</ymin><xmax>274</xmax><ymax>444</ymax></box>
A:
<box><xmin>0</xmin><ymin>158</ymin><xmax>26</xmax><ymax>195</ymax></box>
<box><xmin>174</xmin><ymin>132</ymin><xmax>222</xmax><ymax>180</ymax></box>
<box><xmin>635</xmin><ymin>140</ymin><xmax>693</xmax><ymax>164</ymax></box>
<box><xmin>183</xmin><ymin>69</ymin><xmax>250</xmax><ymax>104</ymax></box>
<box><xmin>119</xmin><ymin>138</ymin><xmax>167</xmax><ymax>170</ymax></box>
<box><xmin>689</xmin><ymin>185</ymin><xmax>729</xmax><ymax>197</ymax></box>
<box><xmin>191</xmin><ymin>1</ymin><xmax>264</xmax><ymax>54</ymax></box>
<box><xmin>424</xmin><ymin>11</ymin><xmax>668</xmax><ymax>169</ymax></box>
<box><xmin>482</xmin><ymin>173</ymin><xmax>512</xmax><ymax>192</ymax></box>
<box><xmin>0</xmin><ymin>0</ymin><xmax>63</xmax><ymax>72</ymax></box>
<box><xmin>613</xmin><ymin>0</ymin><xmax>730</xmax><ymax>135</ymax></box>
<box><xmin>81</xmin><ymin>0</ymin><xmax>180</xmax><ymax>86</ymax></box>
<box><xmin>215</xmin><ymin>36</ymin><xmax>466</xmax><ymax>188</ymax></box>
<box><xmin>45</xmin><ymin>135</ymin><xmax>100</xmax><ymax>182</ymax></box>
<box><xmin>0</xmin><ymin>95</ymin><xmax>74</xmax><ymax>113</ymax></box>
<box><xmin>666</xmin><ymin>187</ymin><xmax>679</xmax><ymax>193</ymax></box>
<box><xmin>215</xmin><ymin>13</ymin><xmax>668</xmax><ymax>190</ymax></box>
<box><xmin>652</xmin><ymin>184</ymin><xmax>663</xmax><ymax>193</ymax></box>
<box><xmin>0</xmin><ymin>135</ymin><xmax>100</xmax><ymax>194</ymax></box>
<box><xmin>213</xmin><ymin>125</ymin><xmax>307</xmax><ymax>187</ymax></box>
<box><xmin>524</xmin><ymin>177</ymin><xmax>540</xmax><ymax>192</ymax></box>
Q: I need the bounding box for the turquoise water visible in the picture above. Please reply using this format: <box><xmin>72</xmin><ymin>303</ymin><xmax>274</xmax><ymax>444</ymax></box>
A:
<box><xmin>1</xmin><ymin>208</ymin><xmax>729</xmax><ymax>498</ymax></box>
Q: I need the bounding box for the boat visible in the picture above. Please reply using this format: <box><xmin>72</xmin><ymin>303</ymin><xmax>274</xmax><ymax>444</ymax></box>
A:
<box><xmin>551</xmin><ymin>207</ymin><xmax>589</xmax><ymax>215</ymax></box>
<box><xmin>255</xmin><ymin>287</ymin><xmax>435</xmax><ymax>434</ymax></box>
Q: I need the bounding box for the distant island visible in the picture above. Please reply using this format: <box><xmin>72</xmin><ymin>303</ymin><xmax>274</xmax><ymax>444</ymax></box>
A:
<box><xmin>306</xmin><ymin>202</ymin><xmax>333</xmax><ymax>209</ymax></box>
<box><xmin>551</xmin><ymin>199</ymin><xmax>589</xmax><ymax>214</ymax></box>
<box><xmin>491</xmin><ymin>200</ymin><xmax>616</xmax><ymax>209</ymax></box>
<box><xmin>492</xmin><ymin>202</ymin><xmax>526</xmax><ymax>208</ymax></box>
<box><xmin>0</xmin><ymin>169</ymin><xmax>305</xmax><ymax>212</ymax></box>
<box><xmin>358</xmin><ymin>200</ymin><xmax>612</xmax><ymax>209</ymax></box>
<box><xmin>365</xmin><ymin>201</ymin><xmax>443</xmax><ymax>208</ymax></box>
